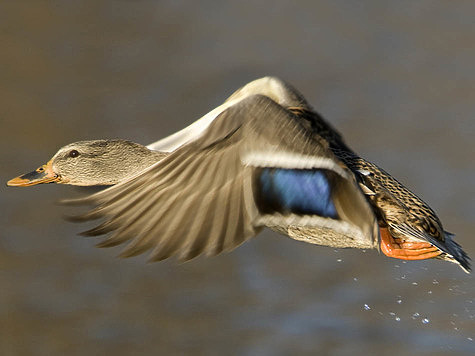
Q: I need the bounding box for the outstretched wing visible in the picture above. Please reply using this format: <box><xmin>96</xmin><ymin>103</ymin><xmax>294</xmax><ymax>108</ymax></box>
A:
<box><xmin>66</xmin><ymin>95</ymin><xmax>377</xmax><ymax>261</ymax></box>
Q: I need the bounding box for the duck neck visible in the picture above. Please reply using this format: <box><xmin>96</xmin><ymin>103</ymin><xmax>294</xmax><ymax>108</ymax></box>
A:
<box><xmin>106</xmin><ymin>149</ymin><xmax>167</xmax><ymax>185</ymax></box>
<box><xmin>80</xmin><ymin>147</ymin><xmax>167</xmax><ymax>186</ymax></box>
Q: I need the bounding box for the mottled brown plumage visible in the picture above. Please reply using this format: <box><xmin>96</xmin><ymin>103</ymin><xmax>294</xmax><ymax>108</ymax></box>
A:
<box><xmin>290</xmin><ymin>107</ymin><xmax>470</xmax><ymax>271</ymax></box>
<box><xmin>7</xmin><ymin>77</ymin><xmax>469</xmax><ymax>272</ymax></box>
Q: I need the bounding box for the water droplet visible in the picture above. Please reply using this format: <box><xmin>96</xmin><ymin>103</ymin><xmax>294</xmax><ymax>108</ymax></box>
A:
<box><xmin>353</xmin><ymin>277</ymin><xmax>358</xmax><ymax>282</ymax></box>
<box><xmin>412</xmin><ymin>282</ymin><xmax>418</xmax><ymax>286</ymax></box>
<box><xmin>394</xmin><ymin>264</ymin><xmax>400</xmax><ymax>268</ymax></box>
<box><xmin>395</xmin><ymin>317</ymin><xmax>401</xmax><ymax>321</ymax></box>
<box><xmin>468</xmin><ymin>337</ymin><xmax>473</xmax><ymax>341</ymax></box>
<box><xmin>397</xmin><ymin>299</ymin><xmax>402</xmax><ymax>304</ymax></box>
<box><xmin>422</xmin><ymin>318</ymin><xmax>430</xmax><ymax>324</ymax></box>
<box><xmin>427</xmin><ymin>290</ymin><xmax>432</xmax><ymax>294</ymax></box>
<box><xmin>363</xmin><ymin>304</ymin><xmax>371</xmax><ymax>311</ymax></box>
<box><xmin>432</xmin><ymin>279</ymin><xmax>439</xmax><ymax>285</ymax></box>
<box><xmin>336</xmin><ymin>258</ymin><xmax>342</xmax><ymax>262</ymax></box>
<box><xmin>389</xmin><ymin>312</ymin><xmax>395</xmax><ymax>316</ymax></box>
<box><xmin>401</xmin><ymin>275</ymin><xmax>407</xmax><ymax>280</ymax></box>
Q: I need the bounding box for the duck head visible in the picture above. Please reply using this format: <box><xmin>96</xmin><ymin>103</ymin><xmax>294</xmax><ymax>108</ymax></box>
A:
<box><xmin>7</xmin><ymin>139</ymin><xmax>165</xmax><ymax>187</ymax></box>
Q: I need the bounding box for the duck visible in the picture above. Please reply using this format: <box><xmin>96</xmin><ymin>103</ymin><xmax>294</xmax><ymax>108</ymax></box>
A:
<box><xmin>7</xmin><ymin>76</ymin><xmax>470</xmax><ymax>272</ymax></box>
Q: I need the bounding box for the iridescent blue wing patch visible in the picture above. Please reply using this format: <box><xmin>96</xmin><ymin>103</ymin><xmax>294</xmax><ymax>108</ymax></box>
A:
<box><xmin>255</xmin><ymin>168</ymin><xmax>338</xmax><ymax>219</ymax></box>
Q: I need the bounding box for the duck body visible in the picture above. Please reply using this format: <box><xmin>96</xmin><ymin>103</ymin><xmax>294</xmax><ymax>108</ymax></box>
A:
<box><xmin>287</xmin><ymin>106</ymin><xmax>470</xmax><ymax>270</ymax></box>
<box><xmin>7</xmin><ymin>77</ymin><xmax>470</xmax><ymax>272</ymax></box>
<box><xmin>342</xmin><ymin>153</ymin><xmax>469</xmax><ymax>270</ymax></box>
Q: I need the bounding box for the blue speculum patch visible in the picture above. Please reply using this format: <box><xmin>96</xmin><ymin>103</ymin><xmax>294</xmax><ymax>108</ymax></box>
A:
<box><xmin>257</xmin><ymin>168</ymin><xmax>338</xmax><ymax>218</ymax></box>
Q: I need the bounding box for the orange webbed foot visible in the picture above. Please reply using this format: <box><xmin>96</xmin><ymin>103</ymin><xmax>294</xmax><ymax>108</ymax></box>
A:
<box><xmin>380</xmin><ymin>227</ymin><xmax>441</xmax><ymax>261</ymax></box>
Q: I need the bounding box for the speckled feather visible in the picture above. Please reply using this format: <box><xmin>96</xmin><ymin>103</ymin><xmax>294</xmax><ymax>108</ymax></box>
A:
<box><xmin>290</xmin><ymin>107</ymin><xmax>470</xmax><ymax>271</ymax></box>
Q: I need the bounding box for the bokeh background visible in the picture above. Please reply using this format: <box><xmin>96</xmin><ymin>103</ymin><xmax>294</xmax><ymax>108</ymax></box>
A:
<box><xmin>1</xmin><ymin>1</ymin><xmax>474</xmax><ymax>355</ymax></box>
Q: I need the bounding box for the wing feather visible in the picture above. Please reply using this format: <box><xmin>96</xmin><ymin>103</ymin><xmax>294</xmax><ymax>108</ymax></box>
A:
<box><xmin>67</xmin><ymin>94</ymin><xmax>376</xmax><ymax>260</ymax></box>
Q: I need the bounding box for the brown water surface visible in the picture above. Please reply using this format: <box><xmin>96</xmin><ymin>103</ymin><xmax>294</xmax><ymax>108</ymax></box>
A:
<box><xmin>1</xmin><ymin>2</ymin><xmax>474</xmax><ymax>355</ymax></box>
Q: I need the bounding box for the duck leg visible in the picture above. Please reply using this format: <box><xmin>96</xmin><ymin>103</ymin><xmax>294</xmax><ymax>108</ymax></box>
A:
<box><xmin>379</xmin><ymin>227</ymin><xmax>441</xmax><ymax>260</ymax></box>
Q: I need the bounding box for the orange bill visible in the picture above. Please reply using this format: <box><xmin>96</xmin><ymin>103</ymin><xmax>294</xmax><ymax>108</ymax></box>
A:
<box><xmin>7</xmin><ymin>160</ymin><xmax>60</xmax><ymax>187</ymax></box>
<box><xmin>380</xmin><ymin>227</ymin><xmax>441</xmax><ymax>260</ymax></box>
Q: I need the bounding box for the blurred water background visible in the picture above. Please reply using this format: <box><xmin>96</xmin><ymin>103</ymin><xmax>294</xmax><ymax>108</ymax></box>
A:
<box><xmin>1</xmin><ymin>1</ymin><xmax>474</xmax><ymax>355</ymax></box>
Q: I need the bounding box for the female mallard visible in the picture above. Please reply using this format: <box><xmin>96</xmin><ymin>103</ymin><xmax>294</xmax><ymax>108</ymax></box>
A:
<box><xmin>7</xmin><ymin>77</ymin><xmax>470</xmax><ymax>272</ymax></box>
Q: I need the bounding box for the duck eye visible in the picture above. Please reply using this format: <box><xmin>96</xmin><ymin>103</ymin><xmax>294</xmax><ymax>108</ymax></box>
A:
<box><xmin>69</xmin><ymin>149</ymin><xmax>80</xmax><ymax>158</ymax></box>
